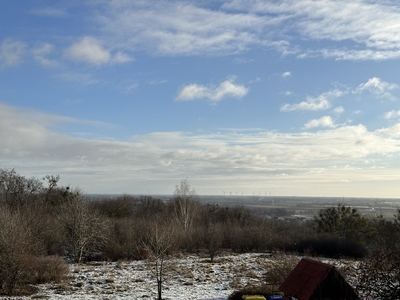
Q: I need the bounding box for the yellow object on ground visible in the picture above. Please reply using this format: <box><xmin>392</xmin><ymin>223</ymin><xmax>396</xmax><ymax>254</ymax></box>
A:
<box><xmin>242</xmin><ymin>295</ymin><xmax>266</xmax><ymax>300</ymax></box>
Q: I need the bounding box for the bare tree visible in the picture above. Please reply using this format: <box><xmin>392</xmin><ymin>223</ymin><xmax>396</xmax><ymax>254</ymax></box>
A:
<box><xmin>0</xmin><ymin>168</ymin><xmax>43</xmax><ymax>207</ymax></box>
<box><xmin>59</xmin><ymin>189</ymin><xmax>108</xmax><ymax>263</ymax></box>
<box><xmin>42</xmin><ymin>174</ymin><xmax>60</xmax><ymax>205</ymax></box>
<box><xmin>142</xmin><ymin>220</ymin><xmax>176</xmax><ymax>300</ymax></box>
<box><xmin>171</xmin><ymin>179</ymin><xmax>199</xmax><ymax>232</ymax></box>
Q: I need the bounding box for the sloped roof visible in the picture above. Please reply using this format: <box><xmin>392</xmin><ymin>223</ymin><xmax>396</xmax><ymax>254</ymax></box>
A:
<box><xmin>279</xmin><ymin>258</ymin><xmax>359</xmax><ymax>300</ymax></box>
<box><xmin>279</xmin><ymin>258</ymin><xmax>332</xmax><ymax>300</ymax></box>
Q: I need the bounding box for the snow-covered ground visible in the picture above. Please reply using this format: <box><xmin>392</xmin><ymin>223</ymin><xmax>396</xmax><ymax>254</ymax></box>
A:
<box><xmin>3</xmin><ymin>253</ymin><xmax>358</xmax><ymax>300</ymax></box>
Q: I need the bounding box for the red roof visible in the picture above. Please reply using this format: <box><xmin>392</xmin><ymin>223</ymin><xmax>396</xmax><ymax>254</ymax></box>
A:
<box><xmin>279</xmin><ymin>258</ymin><xmax>333</xmax><ymax>300</ymax></box>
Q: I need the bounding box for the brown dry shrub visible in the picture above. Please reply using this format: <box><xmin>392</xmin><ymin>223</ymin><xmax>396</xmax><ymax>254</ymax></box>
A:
<box><xmin>33</xmin><ymin>256</ymin><xmax>69</xmax><ymax>284</ymax></box>
<box><xmin>264</xmin><ymin>255</ymin><xmax>299</xmax><ymax>285</ymax></box>
<box><xmin>0</xmin><ymin>207</ymin><xmax>36</xmax><ymax>295</ymax></box>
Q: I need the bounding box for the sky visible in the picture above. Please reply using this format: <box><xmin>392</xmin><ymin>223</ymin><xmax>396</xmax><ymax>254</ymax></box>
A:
<box><xmin>1</xmin><ymin>0</ymin><xmax>400</xmax><ymax>197</ymax></box>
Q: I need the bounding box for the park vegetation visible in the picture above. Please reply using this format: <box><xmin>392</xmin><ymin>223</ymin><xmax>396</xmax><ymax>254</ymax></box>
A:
<box><xmin>0</xmin><ymin>168</ymin><xmax>400</xmax><ymax>298</ymax></box>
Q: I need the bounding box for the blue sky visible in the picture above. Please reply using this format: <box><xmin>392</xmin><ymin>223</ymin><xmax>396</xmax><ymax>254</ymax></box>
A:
<box><xmin>2</xmin><ymin>0</ymin><xmax>400</xmax><ymax>197</ymax></box>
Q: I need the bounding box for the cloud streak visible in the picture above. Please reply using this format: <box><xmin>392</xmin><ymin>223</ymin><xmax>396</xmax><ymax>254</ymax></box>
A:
<box><xmin>5</xmin><ymin>0</ymin><xmax>400</xmax><ymax>71</ymax></box>
<box><xmin>96</xmin><ymin>1</ymin><xmax>286</xmax><ymax>56</ymax></box>
<box><xmin>89</xmin><ymin>0</ymin><xmax>400</xmax><ymax>60</ymax></box>
<box><xmin>224</xmin><ymin>0</ymin><xmax>400</xmax><ymax>60</ymax></box>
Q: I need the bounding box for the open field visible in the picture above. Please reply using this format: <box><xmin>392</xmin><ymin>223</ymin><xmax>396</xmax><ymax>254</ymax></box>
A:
<box><xmin>93</xmin><ymin>194</ymin><xmax>400</xmax><ymax>220</ymax></box>
<box><xmin>0</xmin><ymin>252</ymin><xmax>359</xmax><ymax>300</ymax></box>
<box><xmin>197</xmin><ymin>195</ymin><xmax>400</xmax><ymax>219</ymax></box>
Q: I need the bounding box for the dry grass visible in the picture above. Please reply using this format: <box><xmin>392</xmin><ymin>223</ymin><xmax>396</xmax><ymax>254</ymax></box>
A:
<box><xmin>34</xmin><ymin>256</ymin><xmax>69</xmax><ymax>284</ymax></box>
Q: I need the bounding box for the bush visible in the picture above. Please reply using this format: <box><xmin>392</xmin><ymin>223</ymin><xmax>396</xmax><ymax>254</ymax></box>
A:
<box><xmin>264</xmin><ymin>255</ymin><xmax>299</xmax><ymax>285</ymax></box>
<box><xmin>293</xmin><ymin>235</ymin><xmax>367</xmax><ymax>258</ymax></box>
<box><xmin>59</xmin><ymin>190</ymin><xmax>109</xmax><ymax>262</ymax></box>
<box><xmin>90</xmin><ymin>195</ymin><xmax>136</xmax><ymax>218</ymax></box>
<box><xmin>103</xmin><ymin>218</ymin><xmax>143</xmax><ymax>261</ymax></box>
<box><xmin>356</xmin><ymin>245</ymin><xmax>400</xmax><ymax>299</ymax></box>
<box><xmin>0</xmin><ymin>207</ymin><xmax>36</xmax><ymax>295</ymax></box>
<box><xmin>33</xmin><ymin>256</ymin><xmax>69</xmax><ymax>284</ymax></box>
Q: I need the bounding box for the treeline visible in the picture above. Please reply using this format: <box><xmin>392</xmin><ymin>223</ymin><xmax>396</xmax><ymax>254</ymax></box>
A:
<box><xmin>1</xmin><ymin>168</ymin><xmax>400</xmax><ymax>296</ymax></box>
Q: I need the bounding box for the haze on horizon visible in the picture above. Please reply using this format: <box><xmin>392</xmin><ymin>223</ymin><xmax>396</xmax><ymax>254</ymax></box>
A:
<box><xmin>1</xmin><ymin>1</ymin><xmax>400</xmax><ymax>198</ymax></box>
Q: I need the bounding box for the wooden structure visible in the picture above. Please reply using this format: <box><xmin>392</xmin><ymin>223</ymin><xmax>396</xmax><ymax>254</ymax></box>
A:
<box><xmin>279</xmin><ymin>258</ymin><xmax>360</xmax><ymax>300</ymax></box>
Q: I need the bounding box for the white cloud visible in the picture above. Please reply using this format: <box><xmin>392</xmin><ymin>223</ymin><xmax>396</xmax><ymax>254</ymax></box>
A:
<box><xmin>333</xmin><ymin>106</ymin><xmax>344</xmax><ymax>115</ymax></box>
<box><xmin>125</xmin><ymin>82</ymin><xmax>139</xmax><ymax>92</ymax></box>
<box><xmin>354</xmin><ymin>77</ymin><xmax>398</xmax><ymax>100</ymax></box>
<box><xmin>375</xmin><ymin>123</ymin><xmax>400</xmax><ymax>138</ymax></box>
<box><xmin>21</xmin><ymin>1</ymin><xmax>390</xmax><ymax>61</ymax></box>
<box><xmin>282</xmin><ymin>71</ymin><xmax>291</xmax><ymax>78</ymax></box>
<box><xmin>0</xmin><ymin>39</ymin><xmax>26</xmax><ymax>68</ymax></box>
<box><xmin>314</xmin><ymin>48</ymin><xmax>400</xmax><ymax>61</ymax></box>
<box><xmin>176</xmin><ymin>78</ymin><xmax>249</xmax><ymax>102</ymax></box>
<box><xmin>111</xmin><ymin>51</ymin><xmax>134</xmax><ymax>64</ymax></box>
<box><xmin>384</xmin><ymin>110</ymin><xmax>400</xmax><ymax>120</ymax></box>
<box><xmin>64</xmin><ymin>37</ymin><xmax>111</xmax><ymax>65</ymax></box>
<box><xmin>304</xmin><ymin>116</ymin><xmax>335</xmax><ymax>129</ymax></box>
<box><xmin>281</xmin><ymin>89</ymin><xmax>343</xmax><ymax>111</ymax></box>
<box><xmin>2</xmin><ymin>102</ymin><xmax>400</xmax><ymax>196</ymax></box>
<box><xmin>97</xmin><ymin>1</ymin><xmax>280</xmax><ymax>56</ymax></box>
<box><xmin>224</xmin><ymin>0</ymin><xmax>400</xmax><ymax>60</ymax></box>
<box><xmin>64</xmin><ymin>36</ymin><xmax>133</xmax><ymax>65</ymax></box>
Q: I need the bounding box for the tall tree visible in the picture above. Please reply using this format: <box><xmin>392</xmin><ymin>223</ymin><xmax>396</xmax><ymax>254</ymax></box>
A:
<box><xmin>60</xmin><ymin>189</ymin><xmax>108</xmax><ymax>263</ymax></box>
<box><xmin>314</xmin><ymin>204</ymin><xmax>373</xmax><ymax>245</ymax></box>
<box><xmin>171</xmin><ymin>179</ymin><xmax>199</xmax><ymax>232</ymax></box>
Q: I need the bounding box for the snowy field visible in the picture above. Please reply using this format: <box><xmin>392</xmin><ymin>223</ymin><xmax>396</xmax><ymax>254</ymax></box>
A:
<box><xmin>3</xmin><ymin>253</ymin><xmax>358</xmax><ymax>300</ymax></box>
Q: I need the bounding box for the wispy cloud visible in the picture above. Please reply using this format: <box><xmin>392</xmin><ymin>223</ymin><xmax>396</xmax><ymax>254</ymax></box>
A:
<box><xmin>29</xmin><ymin>7</ymin><xmax>68</xmax><ymax>17</ymax></box>
<box><xmin>57</xmin><ymin>72</ymin><xmax>101</xmax><ymax>86</ymax></box>
<box><xmin>224</xmin><ymin>0</ymin><xmax>400</xmax><ymax>60</ymax></box>
<box><xmin>32</xmin><ymin>43</ymin><xmax>58</xmax><ymax>67</ymax></box>
<box><xmin>282</xmin><ymin>77</ymin><xmax>397</xmax><ymax>113</ymax></box>
<box><xmin>354</xmin><ymin>77</ymin><xmax>398</xmax><ymax>100</ymax></box>
<box><xmin>332</xmin><ymin>106</ymin><xmax>344</xmax><ymax>115</ymax></box>
<box><xmin>0</xmin><ymin>39</ymin><xmax>26</xmax><ymax>68</ymax></box>
<box><xmin>64</xmin><ymin>36</ymin><xmax>133</xmax><ymax>65</ymax></box>
<box><xmin>281</xmin><ymin>90</ymin><xmax>343</xmax><ymax>112</ymax></box>
<box><xmin>282</xmin><ymin>71</ymin><xmax>291</xmax><ymax>78</ymax></box>
<box><xmin>8</xmin><ymin>1</ymin><xmax>400</xmax><ymax>67</ymax></box>
<box><xmin>384</xmin><ymin>110</ymin><xmax>400</xmax><ymax>120</ymax></box>
<box><xmin>176</xmin><ymin>78</ymin><xmax>249</xmax><ymax>102</ymax></box>
<box><xmin>97</xmin><ymin>1</ymin><xmax>281</xmax><ymax>56</ymax></box>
